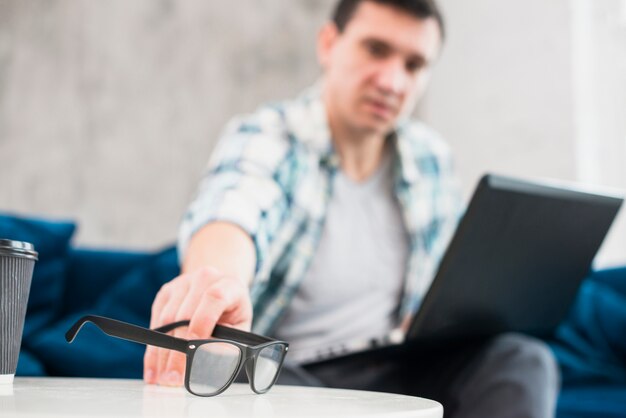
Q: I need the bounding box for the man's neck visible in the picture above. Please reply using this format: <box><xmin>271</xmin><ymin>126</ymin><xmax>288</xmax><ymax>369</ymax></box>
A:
<box><xmin>324</xmin><ymin>99</ymin><xmax>390</xmax><ymax>183</ymax></box>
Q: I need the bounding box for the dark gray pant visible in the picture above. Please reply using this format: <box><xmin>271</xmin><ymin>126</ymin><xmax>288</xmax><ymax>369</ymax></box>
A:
<box><xmin>276</xmin><ymin>333</ymin><xmax>560</xmax><ymax>418</ymax></box>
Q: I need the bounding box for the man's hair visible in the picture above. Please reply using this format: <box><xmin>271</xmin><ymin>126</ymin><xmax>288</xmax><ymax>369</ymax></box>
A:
<box><xmin>332</xmin><ymin>0</ymin><xmax>445</xmax><ymax>40</ymax></box>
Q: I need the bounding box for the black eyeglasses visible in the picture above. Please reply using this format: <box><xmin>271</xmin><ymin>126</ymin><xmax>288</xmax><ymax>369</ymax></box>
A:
<box><xmin>65</xmin><ymin>315</ymin><xmax>289</xmax><ymax>396</ymax></box>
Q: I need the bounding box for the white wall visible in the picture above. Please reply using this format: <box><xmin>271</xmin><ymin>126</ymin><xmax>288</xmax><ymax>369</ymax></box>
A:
<box><xmin>571</xmin><ymin>0</ymin><xmax>626</xmax><ymax>267</ymax></box>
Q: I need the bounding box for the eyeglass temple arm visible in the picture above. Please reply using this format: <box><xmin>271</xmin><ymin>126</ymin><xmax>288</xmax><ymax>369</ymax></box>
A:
<box><xmin>66</xmin><ymin>315</ymin><xmax>189</xmax><ymax>353</ymax></box>
<box><xmin>155</xmin><ymin>321</ymin><xmax>276</xmax><ymax>346</ymax></box>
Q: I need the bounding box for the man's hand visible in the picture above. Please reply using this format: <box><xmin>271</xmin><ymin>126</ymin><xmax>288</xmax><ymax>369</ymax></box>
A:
<box><xmin>143</xmin><ymin>266</ymin><xmax>253</xmax><ymax>386</ymax></box>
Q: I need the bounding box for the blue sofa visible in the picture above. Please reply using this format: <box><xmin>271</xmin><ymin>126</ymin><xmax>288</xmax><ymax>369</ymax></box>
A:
<box><xmin>2</xmin><ymin>213</ymin><xmax>625</xmax><ymax>416</ymax></box>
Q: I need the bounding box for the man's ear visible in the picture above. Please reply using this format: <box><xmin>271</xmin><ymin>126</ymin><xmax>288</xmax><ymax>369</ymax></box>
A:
<box><xmin>317</xmin><ymin>22</ymin><xmax>340</xmax><ymax>69</ymax></box>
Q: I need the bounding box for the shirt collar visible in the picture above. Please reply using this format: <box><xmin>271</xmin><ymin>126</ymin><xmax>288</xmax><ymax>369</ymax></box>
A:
<box><xmin>285</xmin><ymin>83</ymin><xmax>334</xmax><ymax>156</ymax></box>
<box><xmin>393</xmin><ymin>125</ymin><xmax>421</xmax><ymax>184</ymax></box>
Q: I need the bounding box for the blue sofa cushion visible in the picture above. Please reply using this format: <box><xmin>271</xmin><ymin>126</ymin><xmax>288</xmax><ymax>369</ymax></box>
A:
<box><xmin>60</xmin><ymin>248</ymin><xmax>153</xmax><ymax>316</ymax></box>
<box><xmin>550</xmin><ymin>267</ymin><xmax>626</xmax><ymax>386</ymax></box>
<box><xmin>26</xmin><ymin>245</ymin><xmax>179</xmax><ymax>378</ymax></box>
<box><xmin>0</xmin><ymin>213</ymin><xmax>76</xmax><ymax>341</ymax></box>
<box><xmin>557</xmin><ymin>385</ymin><xmax>626</xmax><ymax>418</ymax></box>
<box><xmin>550</xmin><ymin>267</ymin><xmax>626</xmax><ymax>417</ymax></box>
<box><xmin>15</xmin><ymin>348</ymin><xmax>46</xmax><ymax>376</ymax></box>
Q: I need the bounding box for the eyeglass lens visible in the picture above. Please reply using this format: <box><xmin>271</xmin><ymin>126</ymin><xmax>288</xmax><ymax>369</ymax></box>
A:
<box><xmin>253</xmin><ymin>344</ymin><xmax>286</xmax><ymax>392</ymax></box>
<box><xmin>188</xmin><ymin>342</ymin><xmax>242</xmax><ymax>395</ymax></box>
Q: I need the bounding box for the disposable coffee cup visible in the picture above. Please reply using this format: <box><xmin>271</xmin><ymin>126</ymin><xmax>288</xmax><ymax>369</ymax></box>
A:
<box><xmin>0</xmin><ymin>239</ymin><xmax>37</xmax><ymax>385</ymax></box>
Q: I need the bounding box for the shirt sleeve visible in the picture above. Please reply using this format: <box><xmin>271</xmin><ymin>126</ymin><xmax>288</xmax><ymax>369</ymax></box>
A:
<box><xmin>178</xmin><ymin>110</ymin><xmax>292</xmax><ymax>283</ymax></box>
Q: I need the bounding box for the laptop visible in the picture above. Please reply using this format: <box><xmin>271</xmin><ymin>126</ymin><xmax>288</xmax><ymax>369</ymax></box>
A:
<box><xmin>304</xmin><ymin>173</ymin><xmax>623</xmax><ymax>364</ymax></box>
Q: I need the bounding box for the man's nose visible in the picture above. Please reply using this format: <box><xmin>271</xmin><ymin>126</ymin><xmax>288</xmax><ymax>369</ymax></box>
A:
<box><xmin>375</xmin><ymin>59</ymin><xmax>408</xmax><ymax>95</ymax></box>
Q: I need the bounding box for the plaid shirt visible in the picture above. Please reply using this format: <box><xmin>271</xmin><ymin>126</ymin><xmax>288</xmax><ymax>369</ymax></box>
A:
<box><xmin>179</xmin><ymin>85</ymin><xmax>462</xmax><ymax>336</ymax></box>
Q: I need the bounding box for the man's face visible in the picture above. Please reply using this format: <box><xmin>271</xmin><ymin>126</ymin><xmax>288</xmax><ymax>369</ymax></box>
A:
<box><xmin>319</xmin><ymin>1</ymin><xmax>442</xmax><ymax>136</ymax></box>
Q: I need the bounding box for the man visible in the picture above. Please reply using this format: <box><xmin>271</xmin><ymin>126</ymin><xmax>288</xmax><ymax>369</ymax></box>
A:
<box><xmin>144</xmin><ymin>1</ymin><xmax>559</xmax><ymax>416</ymax></box>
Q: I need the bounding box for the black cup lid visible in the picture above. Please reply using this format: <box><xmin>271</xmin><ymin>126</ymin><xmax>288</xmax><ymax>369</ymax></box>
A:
<box><xmin>0</xmin><ymin>239</ymin><xmax>38</xmax><ymax>261</ymax></box>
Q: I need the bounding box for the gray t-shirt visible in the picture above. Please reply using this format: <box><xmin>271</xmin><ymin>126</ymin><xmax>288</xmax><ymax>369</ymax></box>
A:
<box><xmin>274</xmin><ymin>152</ymin><xmax>410</xmax><ymax>363</ymax></box>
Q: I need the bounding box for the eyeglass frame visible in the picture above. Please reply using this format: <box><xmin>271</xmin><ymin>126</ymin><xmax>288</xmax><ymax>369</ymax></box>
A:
<box><xmin>65</xmin><ymin>314</ymin><xmax>289</xmax><ymax>397</ymax></box>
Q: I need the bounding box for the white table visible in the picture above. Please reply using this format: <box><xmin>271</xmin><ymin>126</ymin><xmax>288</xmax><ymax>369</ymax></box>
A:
<box><xmin>2</xmin><ymin>377</ymin><xmax>442</xmax><ymax>418</ymax></box>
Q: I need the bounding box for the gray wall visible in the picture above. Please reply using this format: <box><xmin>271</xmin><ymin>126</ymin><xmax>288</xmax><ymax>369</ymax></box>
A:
<box><xmin>1</xmin><ymin>0</ymin><xmax>623</xmax><ymax>264</ymax></box>
<box><xmin>0</xmin><ymin>0</ymin><xmax>333</xmax><ymax>249</ymax></box>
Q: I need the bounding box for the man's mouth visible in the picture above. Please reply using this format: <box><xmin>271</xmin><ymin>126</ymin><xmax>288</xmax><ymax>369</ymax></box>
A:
<box><xmin>364</xmin><ymin>98</ymin><xmax>398</xmax><ymax>120</ymax></box>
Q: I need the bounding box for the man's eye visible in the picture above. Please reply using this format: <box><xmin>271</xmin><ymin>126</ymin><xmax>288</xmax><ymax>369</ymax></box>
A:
<box><xmin>366</xmin><ymin>42</ymin><xmax>387</xmax><ymax>57</ymax></box>
<box><xmin>406</xmin><ymin>60</ymin><xmax>425</xmax><ymax>73</ymax></box>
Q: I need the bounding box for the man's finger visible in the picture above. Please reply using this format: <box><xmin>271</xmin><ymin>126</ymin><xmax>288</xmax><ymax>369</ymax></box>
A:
<box><xmin>150</xmin><ymin>280</ymin><xmax>176</xmax><ymax>329</ymax></box>
<box><xmin>187</xmin><ymin>285</ymin><xmax>233</xmax><ymax>339</ymax></box>
<box><xmin>171</xmin><ymin>268</ymin><xmax>220</xmax><ymax>339</ymax></box>
<box><xmin>155</xmin><ymin>287</ymin><xmax>188</xmax><ymax>385</ymax></box>
<box><xmin>160</xmin><ymin>351</ymin><xmax>187</xmax><ymax>387</ymax></box>
<box><xmin>145</xmin><ymin>279</ymin><xmax>179</xmax><ymax>383</ymax></box>
<box><xmin>143</xmin><ymin>345</ymin><xmax>158</xmax><ymax>384</ymax></box>
<box><xmin>171</xmin><ymin>295</ymin><xmax>202</xmax><ymax>344</ymax></box>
